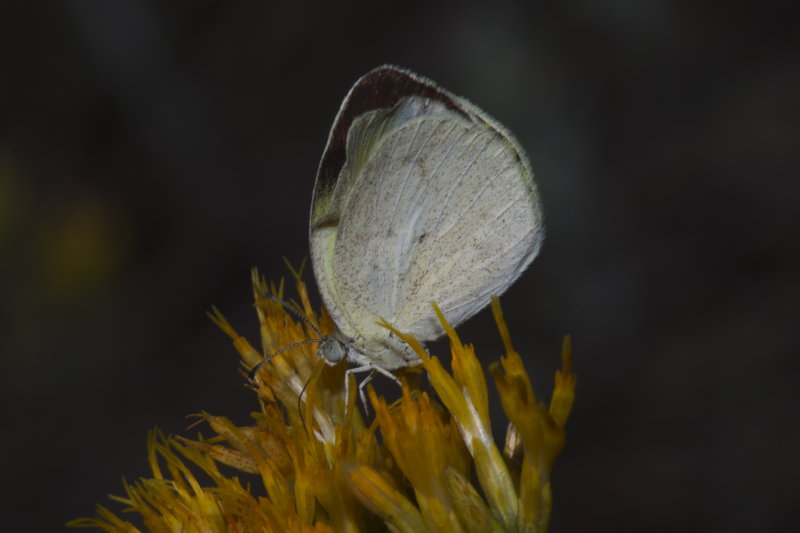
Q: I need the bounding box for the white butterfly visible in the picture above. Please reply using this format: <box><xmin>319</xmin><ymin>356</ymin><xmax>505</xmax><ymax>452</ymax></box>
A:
<box><xmin>306</xmin><ymin>65</ymin><xmax>544</xmax><ymax>390</ymax></box>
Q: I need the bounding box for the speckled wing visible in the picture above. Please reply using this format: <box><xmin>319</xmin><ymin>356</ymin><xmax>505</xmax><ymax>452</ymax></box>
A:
<box><xmin>309</xmin><ymin>66</ymin><xmax>543</xmax><ymax>366</ymax></box>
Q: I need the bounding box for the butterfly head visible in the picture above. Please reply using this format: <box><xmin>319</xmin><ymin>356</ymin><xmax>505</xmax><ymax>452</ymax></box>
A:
<box><xmin>318</xmin><ymin>335</ymin><xmax>348</xmax><ymax>365</ymax></box>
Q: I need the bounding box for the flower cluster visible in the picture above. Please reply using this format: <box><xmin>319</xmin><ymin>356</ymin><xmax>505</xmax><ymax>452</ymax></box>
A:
<box><xmin>69</xmin><ymin>269</ymin><xmax>575</xmax><ymax>532</ymax></box>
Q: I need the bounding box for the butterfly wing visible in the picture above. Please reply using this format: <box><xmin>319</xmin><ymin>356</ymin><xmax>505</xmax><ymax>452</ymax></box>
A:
<box><xmin>310</xmin><ymin>66</ymin><xmax>543</xmax><ymax>367</ymax></box>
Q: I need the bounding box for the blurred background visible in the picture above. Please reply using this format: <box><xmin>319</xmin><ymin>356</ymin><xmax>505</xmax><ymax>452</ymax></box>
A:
<box><xmin>2</xmin><ymin>1</ymin><xmax>798</xmax><ymax>531</ymax></box>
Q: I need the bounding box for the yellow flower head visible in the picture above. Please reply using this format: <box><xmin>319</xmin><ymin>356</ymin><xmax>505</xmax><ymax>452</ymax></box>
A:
<box><xmin>69</xmin><ymin>269</ymin><xmax>575</xmax><ymax>533</ymax></box>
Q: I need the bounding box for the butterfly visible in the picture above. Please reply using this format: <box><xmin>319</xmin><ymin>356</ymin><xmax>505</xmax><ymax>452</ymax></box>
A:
<box><xmin>306</xmin><ymin>65</ymin><xmax>544</xmax><ymax>394</ymax></box>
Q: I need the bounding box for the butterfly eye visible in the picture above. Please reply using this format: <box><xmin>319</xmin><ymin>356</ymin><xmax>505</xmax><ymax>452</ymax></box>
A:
<box><xmin>319</xmin><ymin>339</ymin><xmax>346</xmax><ymax>365</ymax></box>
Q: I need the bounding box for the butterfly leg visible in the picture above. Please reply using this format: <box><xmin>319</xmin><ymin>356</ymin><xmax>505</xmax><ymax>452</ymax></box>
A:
<box><xmin>361</xmin><ymin>366</ymin><xmax>403</xmax><ymax>414</ymax></box>
<box><xmin>345</xmin><ymin>365</ymin><xmax>402</xmax><ymax>415</ymax></box>
<box><xmin>344</xmin><ymin>365</ymin><xmax>375</xmax><ymax>414</ymax></box>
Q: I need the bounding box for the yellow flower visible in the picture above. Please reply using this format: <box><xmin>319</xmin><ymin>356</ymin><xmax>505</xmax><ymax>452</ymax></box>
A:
<box><xmin>69</xmin><ymin>269</ymin><xmax>575</xmax><ymax>533</ymax></box>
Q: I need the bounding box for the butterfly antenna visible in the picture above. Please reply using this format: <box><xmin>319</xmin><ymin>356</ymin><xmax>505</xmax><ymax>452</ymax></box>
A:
<box><xmin>297</xmin><ymin>373</ymin><xmax>314</xmax><ymax>435</ymax></box>
<box><xmin>247</xmin><ymin>338</ymin><xmax>321</xmax><ymax>382</ymax></box>
<box><xmin>261</xmin><ymin>292</ymin><xmax>324</xmax><ymax>338</ymax></box>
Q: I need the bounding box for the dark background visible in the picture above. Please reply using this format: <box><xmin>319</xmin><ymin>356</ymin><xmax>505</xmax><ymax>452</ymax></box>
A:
<box><xmin>2</xmin><ymin>1</ymin><xmax>798</xmax><ymax>531</ymax></box>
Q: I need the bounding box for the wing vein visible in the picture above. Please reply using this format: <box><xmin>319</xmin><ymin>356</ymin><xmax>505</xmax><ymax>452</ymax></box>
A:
<box><xmin>422</xmin><ymin>132</ymin><xmax>493</xmax><ymax>273</ymax></box>
<box><xmin>438</xmin><ymin>159</ymin><xmax>514</xmax><ymax>241</ymax></box>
